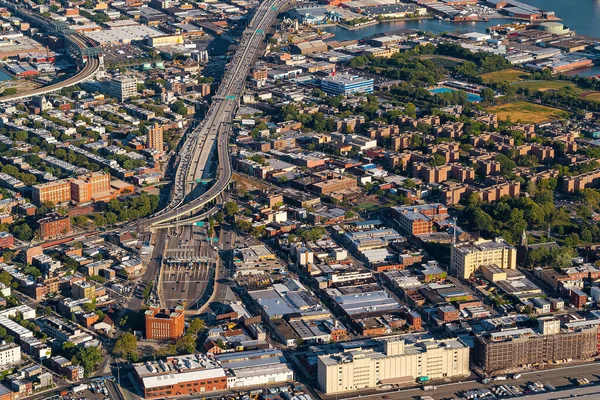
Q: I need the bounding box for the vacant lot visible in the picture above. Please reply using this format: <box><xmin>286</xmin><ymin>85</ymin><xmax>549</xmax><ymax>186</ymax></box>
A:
<box><xmin>481</xmin><ymin>69</ymin><xmax>531</xmax><ymax>84</ymax></box>
<box><xmin>512</xmin><ymin>80</ymin><xmax>580</xmax><ymax>92</ymax></box>
<box><xmin>487</xmin><ymin>101</ymin><xmax>570</xmax><ymax>123</ymax></box>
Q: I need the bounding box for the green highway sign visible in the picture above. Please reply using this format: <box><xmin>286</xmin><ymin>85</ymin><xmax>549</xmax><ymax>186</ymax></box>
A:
<box><xmin>256</xmin><ymin>29</ymin><xmax>264</xmax><ymax>34</ymax></box>
<box><xmin>225</xmin><ymin>95</ymin><xmax>236</xmax><ymax>100</ymax></box>
<box><xmin>194</xmin><ymin>222</ymin><xmax>205</xmax><ymax>226</ymax></box>
<box><xmin>271</xmin><ymin>6</ymin><xmax>277</xmax><ymax>10</ymax></box>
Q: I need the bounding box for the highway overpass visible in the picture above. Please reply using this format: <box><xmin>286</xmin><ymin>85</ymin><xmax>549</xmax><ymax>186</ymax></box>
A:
<box><xmin>0</xmin><ymin>2</ymin><xmax>102</xmax><ymax>103</ymax></box>
<box><xmin>145</xmin><ymin>0</ymin><xmax>290</xmax><ymax>228</ymax></box>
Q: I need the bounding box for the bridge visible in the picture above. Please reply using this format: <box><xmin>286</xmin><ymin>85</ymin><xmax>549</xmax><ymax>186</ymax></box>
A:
<box><xmin>0</xmin><ymin>2</ymin><xmax>102</xmax><ymax>103</ymax></box>
<box><xmin>142</xmin><ymin>0</ymin><xmax>291</xmax><ymax>229</ymax></box>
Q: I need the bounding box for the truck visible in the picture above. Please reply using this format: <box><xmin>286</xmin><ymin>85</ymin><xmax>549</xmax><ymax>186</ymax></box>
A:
<box><xmin>73</xmin><ymin>384</ymin><xmax>88</xmax><ymax>394</ymax></box>
<box><xmin>482</xmin><ymin>378</ymin><xmax>492</xmax><ymax>384</ymax></box>
<box><xmin>422</xmin><ymin>385</ymin><xmax>437</xmax><ymax>391</ymax></box>
<box><xmin>512</xmin><ymin>373</ymin><xmax>522</xmax><ymax>380</ymax></box>
<box><xmin>417</xmin><ymin>376</ymin><xmax>430</xmax><ymax>383</ymax></box>
<box><xmin>493</xmin><ymin>376</ymin><xmax>507</xmax><ymax>381</ymax></box>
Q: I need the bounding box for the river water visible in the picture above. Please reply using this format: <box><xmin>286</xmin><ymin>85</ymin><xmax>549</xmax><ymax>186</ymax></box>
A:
<box><xmin>323</xmin><ymin>0</ymin><xmax>600</xmax><ymax>76</ymax></box>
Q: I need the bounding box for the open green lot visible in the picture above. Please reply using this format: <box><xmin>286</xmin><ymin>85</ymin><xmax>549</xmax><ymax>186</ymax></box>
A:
<box><xmin>481</xmin><ymin>69</ymin><xmax>531</xmax><ymax>84</ymax></box>
<box><xmin>512</xmin><ymin>80</ymin><xmax>581</xmax><ymax>92</ymax></box>
<box><xmin>487</xmin><ymin>101</ymin><xmax>570</xmax><ymax>124</ymax></box>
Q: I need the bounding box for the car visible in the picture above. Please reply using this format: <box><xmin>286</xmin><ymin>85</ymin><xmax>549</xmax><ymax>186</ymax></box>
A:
<box><xmin>382</xmin><ymin>396</ymin><xmax>390</xmax><ymax>399</ymax></box>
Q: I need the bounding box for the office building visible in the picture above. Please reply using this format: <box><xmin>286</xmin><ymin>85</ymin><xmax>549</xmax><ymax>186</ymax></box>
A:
<box><xmin>108</xmin><ymin>75</ymin><xmax>137</xmax><ymax>102</ymax></box>
<box><xmin>145</xmin><ymin>305</ymin><xmax>185</xmax><ymax>340</ymax></box>
<box><xmin>321</xmin><ymin>74</ymin><xmax>374</xmax><ymax>96</ymax></box>
<box><xmin>450</xmin><ymin>238</ymin><xmax>517</xmax><ymax>279</ymax></box>
<box><xmin>317</xmin><ymin>334</ymin><xmax>470</xmax><ymax>394</ymax></box>
<box><xmin>133</xmin><ymin>354</ymin><xmax>227</xmax><ymax>399</ymax></box>
<box><xmin>147</xmin><ymin>123</ymin><xmax>164</xmax><ymax>153</ymax></box>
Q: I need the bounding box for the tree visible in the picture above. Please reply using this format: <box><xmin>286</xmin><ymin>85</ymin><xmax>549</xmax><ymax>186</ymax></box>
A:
<box><xmin>187</xmin><ymin>318</ymin><xmax>205</xmax><ymax>335</ymax></box>
<box><xmin>44</xmin><ymin>306</ymin><xmax>53</xmax><ymax>316</ymax></box>
<box><xmin>481</xmin><ymin>87</ymin><xmax>495</xmax><ymax>103</ymax></box>
<box><xmin>176</xmin><ymin>334</ymin><xmax>196</xmax><ymax>354</ymax></box>
<box><xmin>74</xmin><ymin>346</ymin><xmax>102</xmax><ymax>376</ymax></box>
<box><xmin>224</xmin><ymin>202</ymin><xmax>239</xmax><ymax>217</ymax></box>
<box><xmin>113</xmin><ymin>332</ymin><xmax>138</xmax><ymax>361</ymax></box>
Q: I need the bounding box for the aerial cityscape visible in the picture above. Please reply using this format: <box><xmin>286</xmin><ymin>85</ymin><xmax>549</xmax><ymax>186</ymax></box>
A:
<box><xmin>0</xmin><ymin>0</ymin><xmax>596</xmax><ymax>399</ymax></box>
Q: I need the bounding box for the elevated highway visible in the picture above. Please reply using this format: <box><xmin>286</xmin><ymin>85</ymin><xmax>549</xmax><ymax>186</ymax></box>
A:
<box><xmin>145</xmin><ymin>0</ymin><xmax>289</xmax><ymax>228</ymax></box>
<box><xmin>0</xmin><ymin>2</ymin><xmax>101</xmax><ymax>103</ymax></box>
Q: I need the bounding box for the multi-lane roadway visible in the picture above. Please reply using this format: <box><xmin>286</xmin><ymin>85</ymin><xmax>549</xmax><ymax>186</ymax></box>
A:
<box><xmin>145</xmin><ymin>0</ymin><xmax>289</xmax><ymax>228</ymax></box>
<box><xmin>0</xmin><ymin>3</ymin><xmax>101</xmax><ymax>102</ymax></box>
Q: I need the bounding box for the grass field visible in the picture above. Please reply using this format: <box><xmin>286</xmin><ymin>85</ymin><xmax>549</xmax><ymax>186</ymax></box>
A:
<box><xmin>481</xmin><ymin>69</ymin><xmax>531</xmax><ymax>84</ymax></box>
<box><xmin>487</xmin><ymin>101</ymin><xmax>570</xmax><ymax>123</ymax></box>
<box><xmin>582</xmin><ymin>92</ymin><xmax>600</xmax><ymax>102</ymax></box>
<box><xmin>420</xmin><ymin>55</ymin><xmax>463</xmax><ymax>68</ymax></box>
<box><xmin>512</xmin><ymin>80</ymin><xmax>580</xmax><ymax>92</ymax></box>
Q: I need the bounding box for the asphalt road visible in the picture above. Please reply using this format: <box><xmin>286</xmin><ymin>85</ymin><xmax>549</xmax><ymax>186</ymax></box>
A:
<box><xmin>126</xmin><ymin>228</ymin><xmax>167</xmax><ymax>312</ymax></box>
<box><xmin>332</xmin><ymin>361</ymin><xmax>600</xmax><ymax>400</ymax></box>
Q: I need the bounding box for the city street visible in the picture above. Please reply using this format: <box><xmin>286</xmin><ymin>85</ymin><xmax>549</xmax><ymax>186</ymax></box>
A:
<box><xmin>330</xmin><ymin>361</ymin><xmax>600</xmax><ymax>400</ymax></box>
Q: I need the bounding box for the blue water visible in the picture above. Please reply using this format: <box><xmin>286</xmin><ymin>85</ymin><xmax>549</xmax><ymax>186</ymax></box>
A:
<box><xmin>0</xmin><ymin>70</ymin><xmax>11</xmax><ymax>82</ymax></box>
<box><xmin>429</xmin><ymin>87</ymin><xmax>482</xmax><ymax>102</ymax></box>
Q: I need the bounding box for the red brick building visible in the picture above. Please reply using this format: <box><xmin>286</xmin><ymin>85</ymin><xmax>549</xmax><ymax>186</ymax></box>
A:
<box><xmin>0</xmin><ymin>232</ymin><xmax>13</xmax><ymax>249</ymax></box>
<box><xmin>437</xmin><ymin>305</ymin><xmax>460</xmax><ymax>322</ymax></box>
<box><xmin>145</xmin><ymin>305</ymin><xmax>185</xmax><ymax>340</ymax></box>
<box><xmin>38</xmin><ymin>213</ymin><xmax>71</xmax><ymax>240</ymax></box>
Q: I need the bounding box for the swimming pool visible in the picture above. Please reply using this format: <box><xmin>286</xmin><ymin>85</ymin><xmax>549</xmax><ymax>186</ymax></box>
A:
<box><xmin>429</xmin><ymin>87</ymin><xmax>482</xmax><ymax>102</ymax></box>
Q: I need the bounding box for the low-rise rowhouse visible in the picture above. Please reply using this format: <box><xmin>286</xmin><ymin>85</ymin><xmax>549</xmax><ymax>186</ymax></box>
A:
<box><xmin>317</xmin><ymin>333</ymin><xmax>470</xmax><ymax>394</ymax></box>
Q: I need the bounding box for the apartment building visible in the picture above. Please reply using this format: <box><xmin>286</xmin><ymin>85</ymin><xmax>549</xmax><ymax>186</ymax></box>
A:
<box><xmin>450</xmin><ymin>238</ymin><xmax>517</xmax><ymax>279</ymax></box>
<box><xmin>70</xmin><ymin>172</ymin><xmax>111</xmax><ymax>203</ymax></box>
<box><xmin>38</xmin><ymin>213</ymin><xmax>71</xmax><ymax>240</ymax></box>
<box><xmin>391</xmin><ymin>203</ymin><xmax>449</xmax><ymax>236</ymax></box>
<box><xmin>317</xmin><ymin>334</ymin><xmax>469</xmax><ymax>394</ymax></box>
<box><xmin>108</xmin><ymin>75</ymin><xmax>137</xmax><ymax>102</ymax></box>
<box><xmin>145</xmin><ymin>305</ymin><xmax>185</xmax><ymax>340</ymax></box>
<box><xmin>72</xmin><ymin>281</ymin><xmax>96</xmax><ymax>300</ymax></box>
<box><xmin>31</xmin><ymin>180</ymin><xmax>71</xmax><ymax>206</ymax></box>
<box><xmin>474</xmin><ymin>323</ymin><xmax>599</xmax><ymax>373</ymax></box>
<box><xmin>0</xmin><ymin>342</ymin><xmax>20</xmax><ymax>367</ymax></box>
<box><xmin>147</xmin><ymin>123</ymin><xmax>165</xmax><ymax>153</ymax></box>
<box><xmin>563</xmin><ymin>168</ymin><xmax>600</xmax><ymax>193</ymax></box>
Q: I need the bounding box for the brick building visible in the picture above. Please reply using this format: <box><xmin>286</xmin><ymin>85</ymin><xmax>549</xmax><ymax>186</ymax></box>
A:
<box><xmin>70</xmin><ymin>172</ymin><xmax>111</xmax><ymax>203</ymax></box>
<box><xmin>37</xmin><ymin>214</ymin><xmax>71</xmax><ymax>240</ymax></box>
<box><xmin>145</xmin><ymin>305</ymin><xmax>185</xmax><ymax>340</ymax></box>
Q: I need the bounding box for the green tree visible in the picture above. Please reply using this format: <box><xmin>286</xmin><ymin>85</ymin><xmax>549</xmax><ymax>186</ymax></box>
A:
<box><xmin>113</xmin><ymin>332</ymin><xmax>138</xmax><ymax>361</ymax></box>
<box><xmin>176</xmin><ymin>334</ymin><xmax>197</xmax><ymax>354</ymax></box>
<box><xmin>224</xmin><ymin>202</ymin><xmax>239</xmax><ymax>217</ymax></box>
<box><xmin>187</xmin><ymin>318</ymin><xmax>205</xmax><ymax>335</ymax></box>
<box><xmin>74</xmin><ymin>346</ymin><xmax>103</xmax><ymax>376</ymax></box>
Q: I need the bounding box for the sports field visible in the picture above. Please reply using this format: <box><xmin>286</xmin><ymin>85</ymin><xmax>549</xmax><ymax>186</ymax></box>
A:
<box><xmin>487</xmin><ymin>101</ymin><xmax>570</xmax><ymax>124</ymax></box>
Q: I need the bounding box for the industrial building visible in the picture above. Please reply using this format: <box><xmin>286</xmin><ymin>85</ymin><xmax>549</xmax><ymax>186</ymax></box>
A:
<box><xmin>215</xmin><ymin>349</ymin><xmax>295</xmax><ymax>388</ymax></box>
<box><xmin>133</xmin><ymin>354</ymin><xmax>227</xmax><ymax>399</ymax></box>
<box><xmin>317</xmin><ymin>334</ymin><xmax>470</xmax><ymax>394</ymax></box>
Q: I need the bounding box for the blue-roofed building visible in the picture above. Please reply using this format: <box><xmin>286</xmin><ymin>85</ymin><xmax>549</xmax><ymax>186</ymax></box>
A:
<box><xmin>321</xmin><ymin>73</ymin><xmax>374</xmax><ymax>96</ymax></box>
